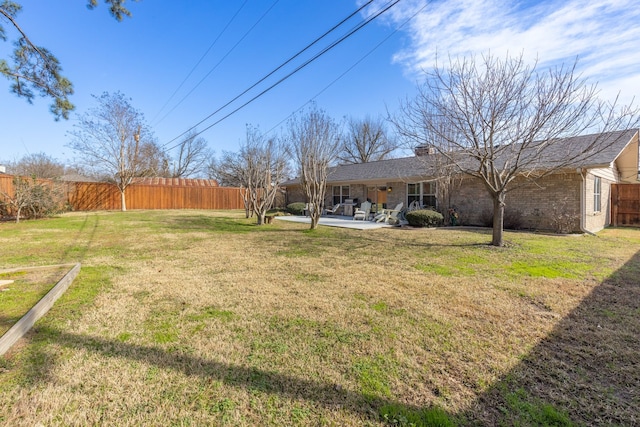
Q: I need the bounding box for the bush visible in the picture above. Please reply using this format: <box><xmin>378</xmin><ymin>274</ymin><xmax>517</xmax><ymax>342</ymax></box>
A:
<box><xmin>286</xmin><ymin>202</ymin><xmax>306</xmax><ymax>215</ymax></box>
<box><xmin>406</xmin><ymin>209</ymin><xmax>444</xmax><ymax>227</ymax></box>
<box><xmin>480</xmin><ymin>208</ymin><xmax>524</xmax><ymax>230</ymax></box>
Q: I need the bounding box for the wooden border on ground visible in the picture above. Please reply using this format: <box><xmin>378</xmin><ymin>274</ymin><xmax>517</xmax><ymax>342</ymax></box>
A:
<box><xmin>0</xmin><ymin>263</ymin><xmax>81</xmax><ymax>356</ymax></box>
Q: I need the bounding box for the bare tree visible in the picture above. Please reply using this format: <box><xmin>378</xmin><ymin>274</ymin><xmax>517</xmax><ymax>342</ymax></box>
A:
<box><xmin>68</xmin><ymin>91</ymin><xmax>154</xmax><ymax>211</ymax></box>
<box><xmin>169</xmin><ymin>130</ymin><xmax>213</xmax><ymax>178</ymax></box>
<box><xmin>208</xmin><ymin>155</ymin><xmax>243</xmax><ymax>187</ymax></box>
<box><xmin>0</xmin><ymin>176</ymin><xmax>62</xmax><ymax>222</ymax></box>
<box><xmin>1</xmin><ymin>176</ymin><xmax>32</xmax><ymax>223</ymax></box>
<box><xmin>287</xmin><ymin>106</ymin><xmax>342</xmax><ymax>229</ymax></box>
<box><xmin>7</xmin><ymin>152</ymin><xmax>65</xmax><ymax>178</ymax></box>
<box><xmin>137</xmin><ymin>140</ymin><xmax>170</xmax><ymax>177</ymax></box>
<box><xmin>208</xmin><ymin>127</ymin><xmax>287</xmax><ymax>224</ymax></box>
<box><xmin>338</xmin><ymin>115</ymin><xmax>397</xmax><ymax>164</ymax></box>
<box><xmin>395</xmin><ymin>53</ymin><xmax>638</xmax><ymax>246</ymax></box>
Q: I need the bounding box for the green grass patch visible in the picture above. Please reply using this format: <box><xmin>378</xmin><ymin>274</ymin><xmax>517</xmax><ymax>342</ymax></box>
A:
<box><xmin>507</xmin><ymin>260</ymin><xmax>591</xmax><ymax>279</ymax></box>
<box><xmin>502</xmin><ymin>388</ymin><xmax>574</xmax><ymax>426</ymax></box>
<box><xmin>379</xmin><ymin>403</ymin><xmax>456</xmax><ymax>427</ymax></box>
<box><xmin>187</xmin><ymin>306</ymin><xmax>236</xmax><ymax>322</ymax></box>
<box><xmin>0</xmin><ymin>277</ymin><xmax>56</xmax><ymax>336</ymax></box>
<box><xmin>352</xmin><ymin>354</ymin><xmax>398</xmax><ymax>399</ymax></box>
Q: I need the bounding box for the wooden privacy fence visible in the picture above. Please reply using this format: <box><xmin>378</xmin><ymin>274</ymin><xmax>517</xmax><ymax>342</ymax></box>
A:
<box><xmin>611</xmin><ymin>184</ymin><xmax>640</xmax><ymax>227</ymax></box>
<box><xmin>1</xmin><ymin>175</ymin><xmax>246</xmax><ymax>211</ymax></box>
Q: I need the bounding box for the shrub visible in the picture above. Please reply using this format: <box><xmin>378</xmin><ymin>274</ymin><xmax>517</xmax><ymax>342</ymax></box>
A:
<box><xmin>504</xmin><ymin>209</ymin><xmax>524</xmax><ymax>230</ymax></box>
<box><xmin>286</xmin><ymin>202</ymin><xmax>306</xmax><ymax>215</ymax></box>
<box><xmin>480</xmin><ymin>208</ymin><xmax>524</xmax><ymax>230</ymax></box>
<box><xmin>406</xmin><ymin>209</ymin><xmax>444</xmax><ymax>227</ymax></box>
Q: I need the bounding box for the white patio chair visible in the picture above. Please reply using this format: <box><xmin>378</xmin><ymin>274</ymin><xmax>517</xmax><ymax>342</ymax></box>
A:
<box><xmin>374</xmin><ymin>203</ymin><xmax>403</xmax><ymax>223</ymax></box>
<box><xmin>353</xmin><ymin>201</ymin><xmax>371</xmax><ymax>221</ymax></box>
<box><xmin>324</xmin><ymin>203</ymin><xmax>341</xmax><ymax>215</ymax></box>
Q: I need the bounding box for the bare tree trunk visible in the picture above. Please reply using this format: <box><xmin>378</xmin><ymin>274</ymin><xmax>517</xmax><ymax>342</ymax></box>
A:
<box><xmin>120</xmin><ymin>189</ymin><xmax>127</xmax><ymax>212</ymax></box>
<box><xmin>491</xmin><ymin>193</ymin><xmax>505</xmax><ymax>246</ymax></box>
<box><xmin>310</xmin><ymin>206</ymin><xmax>320</xmax><ymax>229</ymax></box>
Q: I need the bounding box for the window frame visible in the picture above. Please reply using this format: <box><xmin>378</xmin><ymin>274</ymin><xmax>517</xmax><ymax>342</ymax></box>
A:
<box><xmin>593</xmin><ymin>176</ymin><xmax>601</xmax><ymax>213</ymax></box>
<box><xmin>407</xmin><ymin>181</ymin><xmax>437</xmax><ymax>209</ymax></box>
<box><xmin>332</xmin><ymin>185</ymin><xmax>350</xmax><ymax>205</ymax></box>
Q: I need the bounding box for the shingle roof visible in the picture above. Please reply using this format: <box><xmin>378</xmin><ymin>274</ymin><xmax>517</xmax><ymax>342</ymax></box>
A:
<box><xmin>283</xmin><ymin>129</ymin><xmax>638</xmax><ymax>185</ymax></box>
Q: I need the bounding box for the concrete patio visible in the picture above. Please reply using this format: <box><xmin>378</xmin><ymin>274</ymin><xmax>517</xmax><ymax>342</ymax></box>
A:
<box><xmin>273</xmin><ymin>215</ymin><xmax>393</xmax><ymax>230</ymax></box>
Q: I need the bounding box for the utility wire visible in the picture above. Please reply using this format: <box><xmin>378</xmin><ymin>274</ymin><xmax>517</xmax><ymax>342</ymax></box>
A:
<box><xmin>264</xmin><ymin>0</ymin><xmax>428</xmax><ymax>136</ymax></box>
<box><xmin>177</xmin><ymin>0</ymin><xmax>401</xmax><ymax>148</ymax></box>
<box><xmin>155</xmin><ymin>0</ymin><xmax>280</xmax><ymax>128</ymax></box>
<box><xmin>151</xmin><ymin>0</ymin><xmax>249</xmax><ymax>124</ymax></box>
<box><xmin>162</xmin><ymin>0</ymin><xmax>377</xmax><ymax>149</ymax></box>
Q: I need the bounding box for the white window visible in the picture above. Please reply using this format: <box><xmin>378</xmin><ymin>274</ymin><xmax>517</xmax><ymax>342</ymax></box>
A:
<box><xmin>593</xmin><ymin>176</ymin><xmax>601</xmax><ymax>213</ymax></box>
<box><xmin>333</xmin><ymin>185</ymin><xmax>350</xmax><ymax>205</ymax></box>
<box><xmin>407</xmin><ymin>182</ymin><xmax>437</xmax><ymax>208</ymax></box>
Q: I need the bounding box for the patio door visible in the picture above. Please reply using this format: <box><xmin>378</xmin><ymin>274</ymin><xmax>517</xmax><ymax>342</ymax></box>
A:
<box><xmin>368</xmin><ymin>186</ymin><xmax>387</xmax><ymax>210</ymax></box>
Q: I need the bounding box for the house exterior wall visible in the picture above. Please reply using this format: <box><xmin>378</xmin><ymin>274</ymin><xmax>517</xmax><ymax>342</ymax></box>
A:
<box><xmin>583</xmin><ymin>172</ymin><xmax>613</xmax><ymax>232</ymax></box>
<box><xmin>386</xmin><ymin>181</ymin><xmax>406</xmax><ymax>210</ymax></box>
<box><xmin>450</xmin><ymin>173</ymin><xmax>583</xmax><ymax>232</ymax></box>
<box><xmin>285</xmin><ymin>170</ymin><xmax>615</xmax><ymax>232</ymax></box>
<box><xmin>285</xmin><ymin>185</ymin><xmax>306</xmax><ymax>205</ymax></box>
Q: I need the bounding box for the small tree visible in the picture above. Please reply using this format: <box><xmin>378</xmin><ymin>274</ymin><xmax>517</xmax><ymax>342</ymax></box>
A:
<box><xmin>68</xmin><ymin>91</ymin><xmax>154</xmax><ymax>211</ymax></box>
<box><xmin>338</xmin><ymin>115</ymin><xmax>397</xmax><ymax>164</ymax></box>
<box><xmin>1</xmin><ymin>176</ymin><xmax>32</xmax><ymax>223</ymax></box>
<box><xmin>240</xmin><ymin>128</ymin><xmax>288</xmax><ymax>225</ymax></box>
<box><xmin>209</xmin><ymin>127</ymin><xmax>288</xmax><ymax>224</ymax></box>
<box><xmin>0</xmin><ymin>176</ymin><xmax>62</xmax><ymax>223</ymax></box>
<box><xmin>287</xmin><ymin>106</ymin><xmax>342</xmax><ymax>229</ymax></box>
<box><xmin>395</xmin><ymin>53</ymin><xmax>638</xmax><ymax>246</ymax></box>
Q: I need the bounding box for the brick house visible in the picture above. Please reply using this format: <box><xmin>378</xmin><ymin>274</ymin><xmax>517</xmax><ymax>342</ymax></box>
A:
<box><xmin>284</xmin><ymin>129</ymin><xmax>639</xmax><ymax>233</ymax></box>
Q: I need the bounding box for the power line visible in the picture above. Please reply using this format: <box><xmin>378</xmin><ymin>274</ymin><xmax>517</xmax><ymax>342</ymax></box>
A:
<box><xmin>155</xmin><ymin>0</ymin><xmax>280</xmax><ymax>128</ymax></box>
<box><xmin>161</xmin><ymin>0</ymin><xmax>378</xmax><ymax>149</ymax></box>
<box><xmin>183</xmin><ymin>0</ymin><xmax>400</xmax><ymax>145</ymax></box>
<box><xmin>151</xmin><ymin>0</ymin><xmax>249</xmax><ymax>124</ymax></box>
<box><xmin>264</xmin><ymin>0</ymin><xmax>428</xmax><ymax>136</ymax></box>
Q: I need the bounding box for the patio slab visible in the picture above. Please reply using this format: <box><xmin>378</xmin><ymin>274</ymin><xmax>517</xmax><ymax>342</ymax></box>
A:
<box><xmin>274</xmin><ymin>215</ymin><xmax>392</xmax><ymax>230</ymax></box>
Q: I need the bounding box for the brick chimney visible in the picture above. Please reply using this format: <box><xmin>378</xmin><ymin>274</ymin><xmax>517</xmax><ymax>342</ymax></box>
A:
<box><xmin>414</xmin><ymin>145</ymin><xmax>435</xmax><ymax>156</ymax></box>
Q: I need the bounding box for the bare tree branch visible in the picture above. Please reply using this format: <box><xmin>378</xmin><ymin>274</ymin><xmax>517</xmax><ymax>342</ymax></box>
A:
<box><xmin>67</xmin><ymin>91</ymin><xmax>154</xmax><ymax>211</ymax></box>
<box><xmin>338</xmin><ymin>115</ymin><xmax>397</xmax><ymax>164</ymax></box>
<box><xmin>393</xmin><ymin>52</ymin><xmax>639</xmax><ymax>246</ymax></box>
<box><xmin>287</xmin><ymin>105</ymin><xmax>342</xmax><ymax>229</ymax></box>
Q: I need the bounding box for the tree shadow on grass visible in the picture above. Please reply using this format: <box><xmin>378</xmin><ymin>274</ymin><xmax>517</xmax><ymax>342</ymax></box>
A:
<box><xmin>459</xmin><ymin>250</ymin><xmax>640</xmax><ymax>426</ymax></box>
<box><xmin>10</xmin><ymin>244</ymin><xmax>639</xmax><ymax>425</ymax></box>
<box><xmin>24</xmin><ymin>324</ymin><xmax>440</xmax><ymax>424</ymax></box>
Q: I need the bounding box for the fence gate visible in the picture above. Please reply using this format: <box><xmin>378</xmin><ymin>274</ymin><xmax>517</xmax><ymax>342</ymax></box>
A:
<box><xmin>611</xmin><ymin>184</ymin><xmax>640</xmax><ymax>227</ymax></box>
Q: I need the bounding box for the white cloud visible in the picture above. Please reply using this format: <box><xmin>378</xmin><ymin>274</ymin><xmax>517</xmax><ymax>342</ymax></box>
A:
<box><xmin>386</xmin><ymin>0</ymin><xmax>640</xmax><ymax>105</ymax></box>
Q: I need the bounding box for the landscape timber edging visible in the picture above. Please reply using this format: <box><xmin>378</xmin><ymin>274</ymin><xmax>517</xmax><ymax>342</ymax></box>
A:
<box><xmin>0</xmin><ymin>263</ymin><xmax>81</xmax><ymax>357</ymax></box>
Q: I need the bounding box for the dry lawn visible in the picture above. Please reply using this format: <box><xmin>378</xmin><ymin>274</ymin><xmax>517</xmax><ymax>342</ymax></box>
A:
<box><xmin>0</xmin><ymin>210</ymin><xmax>638</xmax><ymax>426</ymax></box>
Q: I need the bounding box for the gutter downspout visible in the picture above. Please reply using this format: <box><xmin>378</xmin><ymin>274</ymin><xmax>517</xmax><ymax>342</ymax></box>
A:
<box><xmin>578</xmin><ymin>168</ymin><xmax>597</xmax><ymax>236</ymax></box>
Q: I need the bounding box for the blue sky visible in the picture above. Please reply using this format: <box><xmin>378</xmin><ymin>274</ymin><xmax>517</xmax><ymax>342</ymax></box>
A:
<box><xmin>1</xmin><ymin>0</ymin><xmax>639</xmax><ymax>166</ymax></box>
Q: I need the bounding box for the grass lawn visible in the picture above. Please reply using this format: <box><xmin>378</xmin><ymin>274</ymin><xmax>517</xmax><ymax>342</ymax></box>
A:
<box><xmin>0</xmin><ymin>210</ymin><xmax>638</xmax><ymax>426</ymax></box>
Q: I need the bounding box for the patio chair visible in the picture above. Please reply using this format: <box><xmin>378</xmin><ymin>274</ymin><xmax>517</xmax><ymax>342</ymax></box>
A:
<box><xmin>304</xmin><ymin>203</ymin><xmax>316</xmax><ymax>217</ymax></box>
<box><xmin>408</xmin><ymin>200</ymin><xmax>422</xmax><ymax>211</ymax></box>
<box><xmin>374</xmin><ymin>203</ymin><xmax>403</xmax><ymax>223</ymax></box>
<box><xmin>353</xmin><ymin>201</ymin><xmax>371</xmax><ymax>221</ymax></box>
<box><xmin>324</xmin><ymin>203</ymin><xmax>341</xmax><ymax>215</ymax></box>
